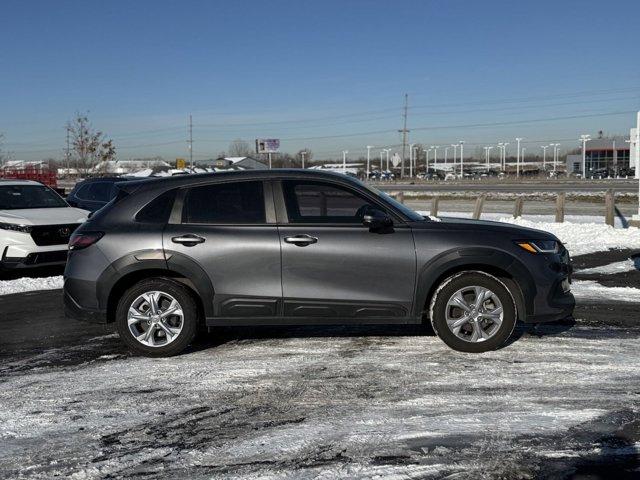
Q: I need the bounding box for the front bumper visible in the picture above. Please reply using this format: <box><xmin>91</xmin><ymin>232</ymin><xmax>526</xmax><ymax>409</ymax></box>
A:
<box><xmin>522</xmin><ymin>251</ymin><xmax>575</xmax><ymax>323</ymax></box>
<box><xmin>1</xmin><ymin>245</ymin><xmax>69</xmax><ymax>269</ymax></box>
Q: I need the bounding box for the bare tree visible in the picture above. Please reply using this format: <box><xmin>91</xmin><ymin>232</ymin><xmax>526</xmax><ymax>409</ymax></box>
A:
<box><xmin>0</xmin><ymin>133</ymin><xmax>9</xmax><ymax>167</ymax></box>
<box><xmin>66</xmin><ymin>113</ymin><xmax>116</xmax><ymax>175</ymax></box>
<box><xmin>228</xmin><ymin>139</ymin><xmax>253</xmax><ymax>157</ymax></box>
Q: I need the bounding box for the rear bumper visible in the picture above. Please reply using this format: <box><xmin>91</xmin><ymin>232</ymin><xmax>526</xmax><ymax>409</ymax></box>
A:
<box><xmin>64</xmin><ymin>288</ymin><xmax>107</xmax><ymax>324</ymax></box>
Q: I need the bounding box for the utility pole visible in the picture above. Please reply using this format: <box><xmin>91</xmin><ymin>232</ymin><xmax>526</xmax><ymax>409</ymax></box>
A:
<box><xmin>398</xmin><ymin>94</ymin><xmax>410</xmax><ymax>178</ymax></box>
<box><xmin>366</xmin><ymin>145</ymin><xmax>373</xmax><ymax>178</ymax></box>
<box><xmin>300</xmin><ymin>150</ymin><xmax>307</xmax><ymax>169</ymax></box>
<box><xmin>188</xmin><ymin>114</ymin><xmax>193</xmax><ymax>169</ymax></box>
<box><xmin>342</xmin><ymin>150</ymin><xmax>348</xmax><ymax>174</ymax></box>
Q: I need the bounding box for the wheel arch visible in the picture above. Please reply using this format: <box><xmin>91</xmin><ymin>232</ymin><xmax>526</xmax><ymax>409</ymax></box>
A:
<box><xmin>415</xmin><ymin>248</ymin><xmax>534</xmax><ymax>322</ymax></box>
<box><xmin>97</xmin><ymin>251</ymin><xmax>215</xmax><ymax>324</ymax></box>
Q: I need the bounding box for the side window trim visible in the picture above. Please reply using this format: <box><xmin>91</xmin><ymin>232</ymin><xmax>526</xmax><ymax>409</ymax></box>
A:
<box><xmin>278</xmin><ymin>179</ymin><xmax>403</xmax><ymax>226</ymax></box>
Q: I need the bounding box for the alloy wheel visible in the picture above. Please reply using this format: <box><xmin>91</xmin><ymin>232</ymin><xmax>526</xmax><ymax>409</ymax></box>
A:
<box><xmin>444</xmin><ymin>286</ymin><xmax>504</xmax><ymax>343</ymax></box>
<box><xmin>127</xmin><ymin>291</ymin><xmax>184</xmax><ymax>347</ymax></box>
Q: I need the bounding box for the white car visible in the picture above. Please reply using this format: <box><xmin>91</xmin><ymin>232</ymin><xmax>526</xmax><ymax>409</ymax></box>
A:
<box><xmin>0</xmin><ymin>180</ymin><xmax>89</xmax><ymax>272</ymax></box>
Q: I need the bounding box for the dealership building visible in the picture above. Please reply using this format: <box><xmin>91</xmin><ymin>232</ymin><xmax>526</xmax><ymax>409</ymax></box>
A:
<box><xmin>565</xmin><ymin>132</ymin><xmax>637</xmax><ymax>177</ymax></box>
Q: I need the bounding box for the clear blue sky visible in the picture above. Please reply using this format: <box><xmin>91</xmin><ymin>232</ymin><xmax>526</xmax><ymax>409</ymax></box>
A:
<box><xmin>1</xmin><ymin>0</ymin><xmax>639</xmax><ymax>161</ymax></box>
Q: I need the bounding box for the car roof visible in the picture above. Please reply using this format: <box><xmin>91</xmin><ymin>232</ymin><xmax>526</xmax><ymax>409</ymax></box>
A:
<box><xmin>75</xmin><ymin>176</ymin><xmax>132</xmax><ymax>184</ymax></box>
<box><xmin>119</xmin><ymin>169</ymin><xmax>361</xmax><ymax>193</ymax></box>
<box><xmin>0</xmin><ymin>179</ymin><xmax>43</xmax><ymax>186</ymax></box>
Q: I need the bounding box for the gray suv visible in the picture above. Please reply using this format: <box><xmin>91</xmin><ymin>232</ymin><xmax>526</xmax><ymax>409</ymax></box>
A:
<box><xmin>64</xmin><ymin>170</ymin><xmax>574</xmax><ymax>356</ymax></box>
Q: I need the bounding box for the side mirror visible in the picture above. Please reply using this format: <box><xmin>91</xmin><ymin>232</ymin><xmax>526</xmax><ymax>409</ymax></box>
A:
<box><xmin>362</xmin><ymin>209</ymin><xmax>393</xmax><ymax>231</ymax></box>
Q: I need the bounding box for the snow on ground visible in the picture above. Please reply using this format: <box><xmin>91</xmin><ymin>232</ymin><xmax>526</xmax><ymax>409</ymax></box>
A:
<box><xmin>417</xmin><ymin>211</ymin><xmax>640</xmax><ymax>257</ymax></box>
<box><xmin>577</xmin><ymin>258</ymin><xmax>639</xmax><ymax>275</ymax></box>
<box><xmin>0</xmin><ymin>276</ymin><xmax>63</xmax><ymax>296</ymax></box>
<box><xmin>572</xmin><ymin>280</ymin><xmax>640</xmax><ymax>303</ymax></box>
<box><xmin>503</xmin><ymin>217</ymin><xmax>640</xmax><ymax>256</ymax></box>
<box><xmin>1</xmin><ymin>325</ymin><xmax>640</xmax><ymax>479</ymax></box>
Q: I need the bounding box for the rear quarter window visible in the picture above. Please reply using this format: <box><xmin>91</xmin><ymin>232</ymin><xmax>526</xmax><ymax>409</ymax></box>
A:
<box><xmin>135</xmin><ymin>190</ymin><xmax>177</xmax><ymax>224</ymax></box>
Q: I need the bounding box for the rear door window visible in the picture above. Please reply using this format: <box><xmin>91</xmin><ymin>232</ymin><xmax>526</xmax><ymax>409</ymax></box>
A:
<box><xmin>181</xmin><ymin>181</ymin><xmax>265</xmax><ymax>224</ymax></box>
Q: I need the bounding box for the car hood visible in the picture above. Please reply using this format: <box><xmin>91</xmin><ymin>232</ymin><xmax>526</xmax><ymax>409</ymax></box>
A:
<box><xmin>0</xmin><ymin>207</ymin><xmax>89</xmax><ymax>226</ymax></box>
<box><xmin>418</xmin><ymin>216</ymin><xmax>558</xmax><ymax>240</ymax></box>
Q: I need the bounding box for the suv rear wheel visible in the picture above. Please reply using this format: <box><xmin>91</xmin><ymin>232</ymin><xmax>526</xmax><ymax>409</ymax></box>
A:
<box><xmin>430</xmin><ymin>272</ymin><xmax>517</xmax><ymax>353</ymax></box>
<box><xmin>115</xmin><ymin>278</ymin><xmax>199</xmax><ymax>357</ymax></box>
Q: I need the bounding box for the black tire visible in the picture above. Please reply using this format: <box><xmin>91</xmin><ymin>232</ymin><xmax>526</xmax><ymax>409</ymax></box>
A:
<box><xmin>430</xmin><ymin>272</ymin><xmax>517</xmax><ymax>353</ymax></box>
<box><xmin>115</xmin><ymin>277</ymin><xmax>199</xmax><ymax>357</ymax></box>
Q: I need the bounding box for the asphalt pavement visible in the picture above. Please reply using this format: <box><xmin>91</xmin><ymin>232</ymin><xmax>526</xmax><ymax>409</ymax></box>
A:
<box><xmin>1</xmin><ymin>250</ymin><xmax>639</xmax><ymax>479</ymax></box>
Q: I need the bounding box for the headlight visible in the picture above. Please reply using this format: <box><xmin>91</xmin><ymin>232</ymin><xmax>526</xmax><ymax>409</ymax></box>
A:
<box><xmin>516</xmin><ymin>240</ymin><xmax>559</xmax><ymax>254</ymax></box>
<box><xmin>0</xmin><ymin>222</ymin><xmax>33</xmax><ymax>233</ymax></box>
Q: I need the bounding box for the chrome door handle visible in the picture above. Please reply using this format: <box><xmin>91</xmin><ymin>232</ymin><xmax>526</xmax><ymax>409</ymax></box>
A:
<box><xmin>171</xmin><ymin>234</ymin><xmax>205</xmax><ymax>246</ymax></box>
<box><xmin>284</xmin><ymin>234</ymin><xmax>318</xmax><ymax>246</ymax></box>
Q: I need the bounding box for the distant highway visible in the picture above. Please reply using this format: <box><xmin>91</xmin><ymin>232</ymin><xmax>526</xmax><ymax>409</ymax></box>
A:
<box><xmin>374</xmin><ymin>179</ymin><xmax>639</xmax><ymax>193</ymax></box>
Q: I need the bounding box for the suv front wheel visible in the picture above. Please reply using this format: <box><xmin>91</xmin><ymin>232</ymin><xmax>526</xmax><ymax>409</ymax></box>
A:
<box><xmin>430</xmin><ymin>272</ymin><xmax>517</xmax><ymax>353</ymax></box>
<box><xmin>115</xmin><ymin>278</ymin><xmax>199</xmax><ymax>357</ymax></box>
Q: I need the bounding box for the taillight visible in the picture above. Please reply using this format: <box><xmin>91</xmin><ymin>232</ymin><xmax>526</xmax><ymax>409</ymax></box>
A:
<box><xmin>69</xmin><ymin>231</ymin><xmax>104</xmax><ymax>250</ymax></box>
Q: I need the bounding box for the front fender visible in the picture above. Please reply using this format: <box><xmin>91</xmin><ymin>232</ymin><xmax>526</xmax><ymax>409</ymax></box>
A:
<box><xmin>414</xmin><ymin>247</ymin><xmax>536</xmax><ymax>318</ymax></box>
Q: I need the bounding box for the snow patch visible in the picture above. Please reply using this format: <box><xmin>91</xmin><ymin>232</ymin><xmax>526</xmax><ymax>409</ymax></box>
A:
<box><xmin>572</xmin><ymin>280</ymin><xmax>640</xmax><ymax>303</ymax></box>
<box><xmin>578</xmin><ymin>258</ymin><xmax>639</xmax><ymax>275</ymax></box>
<box><xmin>0</xmin><ymin>276</ymin><xmax>63</xmax><ymax>296</ymax></box>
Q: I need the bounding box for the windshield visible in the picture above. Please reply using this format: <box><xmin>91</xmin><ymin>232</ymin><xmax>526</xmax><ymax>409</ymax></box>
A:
<box><xmin>0</xmin><ymin>185</ymin><xmax>68</xmax><ymax>210</ymax></box>
<box><xmin>361</xmin><ymin>183</ymin><xmax>426</xmax><ymax>221</ymax></box>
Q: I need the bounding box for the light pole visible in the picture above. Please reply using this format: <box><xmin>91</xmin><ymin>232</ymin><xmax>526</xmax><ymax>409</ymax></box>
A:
<box><xmin>444</xmin><ymin>146</ymin><xmax>450</xmax><ymax>166</ymax></box>
<box><xmin>382</xmin><ymin>148</ymin><xmax>391</xmax><ymax>171</ymax></box>
<box><xmin>426</xmin><ymin>148</ymin><xmax>432</xmax><ymax>175</ymax></box>
<box><xmin>541</xmin><ymin>145</ymin><xmax>549</xmax><ymax>173</ymax></box>
<box><xmin>300</xmin><ymin>150</ymin><xmax>307</xmax><ymax>169</ymax></box>
<box><xmin>484</xmin><ymin>146</ymin><xmax>493</xmax><ymax>172</ymax></box>
<box><xmin>515</xmin><ymin>137</ymin><xmax>523</xmax><ymax>178</ymax></box>
<box><xmin>521</xmin><ymin>147</ymin><xmax>526</xmax><ymax>175</ymax></box>
<box><xmin>409</xmin><ymin>143</ymin><xmax>415</xmax><ymax>177</ymax></box>
<box><xmin>503</xmin><ymin>143</ymin><xmax>510</xmax><ymax>172</ymax></box>
<box><xmin>432</xmin><ymin>146</ymin><xmax>439</xmax><ymax>172</ymax></box>
<box><xmin>497</xmin><ymin>143</ymin><xmax>504</xmax><ymax>171</ymax></box>
<box><xmin>459</xmin><ymin>141</ymin><xmax>465</xmax><ymax>177</ymax></box>
<box><xmin>551</xmin><ymin>144</ymin><xmax>560</xmax><ymax>172</ymax></box>
<box><xmin>579</xmin><ymin>134</ymin><xmax>591</xmax><ymax>179</ymax></box>
<box><xmin>366</xmin><ymin>145</ymin><xmax>373</xmax><ymax>178</ymax></box>
<box><xmin>451</xmin><ymin>144</ymin><xmax>459</xmax><ymax>175</ymax></box>
<box><xmin>342</xmin><ymin>150</ymin><xmax>348</xmax><ymax>174</ymax></box>
<box><xmin>630</xmin><ymin>111</ymin><xmax>640</xmax><ymax>224</ymax></box>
